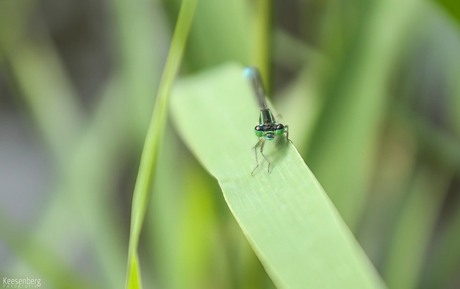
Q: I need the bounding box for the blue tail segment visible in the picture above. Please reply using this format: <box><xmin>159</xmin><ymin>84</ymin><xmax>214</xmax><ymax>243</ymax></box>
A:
<box><xmin>243</xmin><ymin>66</ymin><xmax>257</xmax><ymax>80</ymax></box>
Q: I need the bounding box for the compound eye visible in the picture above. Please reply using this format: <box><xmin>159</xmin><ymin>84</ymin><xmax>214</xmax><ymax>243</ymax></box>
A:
<box><xmin>254</xmin><ymin>125</ymin><xmax>264</xmax><ymax>137</ymax></box>
<box><xmin>275</xmin><ymin>124</ymin><xmax>285</xmax><ymax>135</ymax></box>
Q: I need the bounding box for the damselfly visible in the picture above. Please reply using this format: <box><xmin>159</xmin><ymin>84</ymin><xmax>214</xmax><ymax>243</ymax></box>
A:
<box><xmin>244</xmin><ymin>67</ymin><xmax>290</xmax><ymax>175</ymax></box>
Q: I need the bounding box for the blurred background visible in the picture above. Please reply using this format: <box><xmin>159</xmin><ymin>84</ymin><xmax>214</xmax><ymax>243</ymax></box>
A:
<box><xmin>0</xmin><ymin>0</ymin><xmax>459</xmax><ymax>288</ymax></box>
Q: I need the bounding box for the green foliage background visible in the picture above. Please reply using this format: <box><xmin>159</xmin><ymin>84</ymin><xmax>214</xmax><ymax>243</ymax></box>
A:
<box><xmin>0</xmin><ymin>0</ymin><xmax>459</xmax><ymax>288</ymax></box>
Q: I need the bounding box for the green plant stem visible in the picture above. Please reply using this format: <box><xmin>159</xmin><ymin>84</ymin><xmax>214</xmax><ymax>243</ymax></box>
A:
<box><xmin>125</xmin><ymin>0</ymin><xmax>197</xmax><ymax>288</ymax></box>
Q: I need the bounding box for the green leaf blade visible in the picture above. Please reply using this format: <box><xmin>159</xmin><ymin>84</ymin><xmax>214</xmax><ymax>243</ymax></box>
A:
<box><xmin>171</xmin><ymin>63</ymin><xmax>386</xmax><ymax>289</ymax></box>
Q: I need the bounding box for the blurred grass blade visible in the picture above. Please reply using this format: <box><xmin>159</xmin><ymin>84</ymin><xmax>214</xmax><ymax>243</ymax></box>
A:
<box><xmin>0</xmin><ymin>31</ymin><xmax>82</xmax><ymax>161</ymax></box>
<box><xmin>109</xmin><ymin>0</ymin><xmax>164</xmax><ymax>134</ymax></box>
<box><xmin>382</xmin><ymin>166</ymin><xmax>450</xmax><ymax>289</ymax></box>
<box><xmin>125</xmin><ymin>0</ymin><xmax>197</xmax><ymax>288</ymax></box>
<box><xmin>305</xmin><ymin>0</ymin><xmax>423</xmax><ymax>229</ymax></box>
<box><xmin>167</xmin><ymin>0</ymin><xmax>249</xmax><ymax>71</ymax></box>
<box><xmin>170</xmin><ymin>64</ymin><xmax>386</xmax><ymax>289</ymax></box>
<box><xmin>250</xmin><ymin>0</ymin><xmax>271</xmax><ymax>85</ymax></box>
<box><xmin>423</xmin><ymin>200</ymin><xmax>460</xmax><ymax>289</ymax></box>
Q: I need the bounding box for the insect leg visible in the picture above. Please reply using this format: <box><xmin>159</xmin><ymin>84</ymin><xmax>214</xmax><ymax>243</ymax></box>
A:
<box><xmin>259</xmin><ymin>139</ymin><xmax>271</xmax><ymax>173</ymax></box>
<box><xmin>251</xmin><ymin>138</ymin><xmax>264</xmax><ymax>176</ymax></box>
